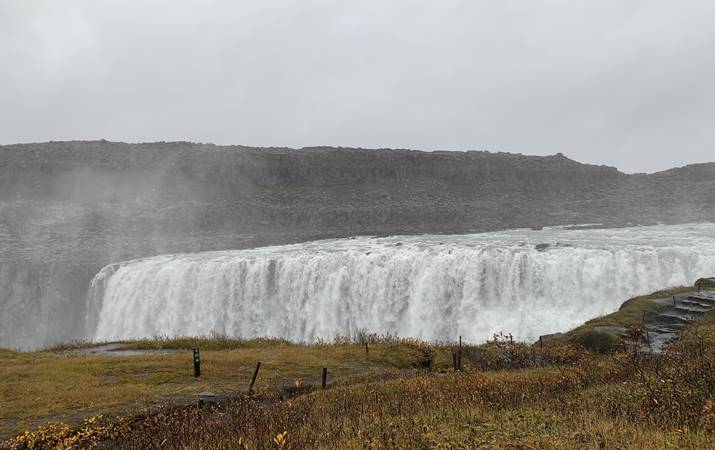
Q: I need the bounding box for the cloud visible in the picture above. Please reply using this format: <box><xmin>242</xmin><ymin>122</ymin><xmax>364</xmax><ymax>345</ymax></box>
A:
<box><xmin>1</xmin><ymin>0</ymin><xmax>714</xmax><ymax>173</ymax></box>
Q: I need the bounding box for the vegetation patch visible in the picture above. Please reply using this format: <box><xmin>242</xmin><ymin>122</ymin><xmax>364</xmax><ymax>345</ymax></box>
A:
<box><xmin>695</xmin><ymin>277</ymin><xmax>715</xmax><ymax>290</ymax></box>
<box><xmin>122</xmin><ymin>335</ymin><xmax>294</xmax><ymax>351</ymax></box>
<box><xmin>0</xmin><ymin>337</ymin><xmax>457</xmax><ymax>441</ymax></box>
<box><xmin>5</xmin><ymin>331</ymin><xmax>714</xmax><ymax>449</ymax></box>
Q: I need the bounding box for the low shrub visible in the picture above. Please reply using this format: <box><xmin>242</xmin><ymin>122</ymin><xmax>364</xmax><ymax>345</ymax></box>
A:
<box><xmin>571</xmin><ymin>329</ymin><xmax>622</xmax><ymax>353</ymax></box>
<box><xmin>463</xmin><ymin>332</ymin><xmax>585</xmax><ymax>371</ymax></box>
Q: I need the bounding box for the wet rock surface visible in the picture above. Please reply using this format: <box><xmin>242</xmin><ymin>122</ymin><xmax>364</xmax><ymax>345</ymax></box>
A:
<box><xmin>67</xmin><ymin>343</ymin><xmax>180</xmax><ymax>357</ymax></box>
<box><xmin>643</xmin><ymin>292</ymin><xmax>715</xmax><ymax>352</ymax></box>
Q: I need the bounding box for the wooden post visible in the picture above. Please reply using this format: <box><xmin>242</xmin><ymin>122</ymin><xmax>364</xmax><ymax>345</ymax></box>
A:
<box><xmin>249</xmin><ymin>362</ymin><xmax>261</xmax><ymax>392</ymax></box>
<box><xmin>322</xmin><ymin>367</ymin><xmax>328</xmax><ymax>389</ymax></box>
<box><xmin>539</xmin><ymin>336</ymin><xmax>543</xmax><ymax>348</ymax></box>
<box><xmin>673</xmin><ymin>295</ymin><xmax>676</xmax><ymax>306</ymax></box>
<box><xmin>452</xmin><ymin>352</ymin><xmax>457</xmax><ymax>370</ymax></box>
<box><xmin>192</xmin><ymin>348</ymin><xmax>200</xmax><ymax>378</ymax></box>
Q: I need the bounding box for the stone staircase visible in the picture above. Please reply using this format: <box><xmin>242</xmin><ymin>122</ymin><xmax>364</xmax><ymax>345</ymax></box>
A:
<box><xmin>643</xmin><ymin>291</ymin><xmax>715</xmax><ymax>352</ymax></box>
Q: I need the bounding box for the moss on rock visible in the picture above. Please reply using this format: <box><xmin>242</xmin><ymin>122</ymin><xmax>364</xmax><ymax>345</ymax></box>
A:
<box><xmin>695</xmin><ymin>278</ymin><xmax>715</xmax><ymax>290</ymax></box>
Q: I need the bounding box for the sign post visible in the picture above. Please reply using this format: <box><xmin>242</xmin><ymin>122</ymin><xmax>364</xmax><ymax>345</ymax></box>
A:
<box><xmin>249</xmin><ymin>362</ymin><xmax>261</xmax><ymax>393</ymax></box>
<box><xmin>193</xmin><ymin>348</ymin><xmax>201</xmax><ymax>378</ymax></box>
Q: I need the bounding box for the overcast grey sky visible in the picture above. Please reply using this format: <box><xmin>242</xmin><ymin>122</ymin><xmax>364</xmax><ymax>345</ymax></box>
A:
<box><xmin>1</xmin><ymin>1</ymin><xmax>713</xmax><ymax>173</ymax></box>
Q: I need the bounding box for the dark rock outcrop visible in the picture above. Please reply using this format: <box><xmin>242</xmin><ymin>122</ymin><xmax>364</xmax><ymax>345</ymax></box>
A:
<box><xmin>695</xmin><ymin>278</ymin><xmax>715</xmax><ymax>290</ymax></box>
<box><xmin>1</xmin><ymin>141</ymin><xmax>714</xmax><ymax>348</ymax></box>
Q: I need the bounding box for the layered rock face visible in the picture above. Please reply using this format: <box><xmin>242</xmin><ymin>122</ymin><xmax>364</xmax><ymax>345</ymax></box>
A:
<box><xmin>1</xmin><ymin>141</ymin><xmax>714</xmax><ymax>348</ymax></box>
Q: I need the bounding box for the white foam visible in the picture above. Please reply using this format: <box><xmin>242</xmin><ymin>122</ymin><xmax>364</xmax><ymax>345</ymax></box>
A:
<box><xmin>87</xmin><ymin>223</ymin><xmax>715</xmax><ymax>343</ymax></box>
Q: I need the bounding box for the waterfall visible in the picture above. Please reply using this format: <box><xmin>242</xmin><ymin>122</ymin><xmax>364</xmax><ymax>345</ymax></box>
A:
<box><xmin>87</xmin><ymin>223</ymin><xmax>715</xmax><ymax>343</ymax></box>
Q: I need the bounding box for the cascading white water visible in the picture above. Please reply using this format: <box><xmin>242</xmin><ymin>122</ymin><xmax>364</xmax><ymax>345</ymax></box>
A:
<box><xmin>87</xmin><ymin>223</ymin><xmax>715</xmax><ymax>343</ymax></box>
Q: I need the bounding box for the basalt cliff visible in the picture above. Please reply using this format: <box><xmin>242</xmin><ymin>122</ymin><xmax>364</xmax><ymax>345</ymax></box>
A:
<box><xmin>1</xmin><ymin>141</ymin><xmax>714</xmax><ymax>348</ymax></box>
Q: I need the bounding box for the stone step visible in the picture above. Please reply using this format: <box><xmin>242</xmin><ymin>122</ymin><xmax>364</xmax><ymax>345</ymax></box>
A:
<box><xmin>651</xmin><ymin>314</ymin><xmax>692</xmax><ymax>325</ymax></box>
<box><xmin>681</xmin><ymin>299</ymin><xmax>713</xmax><ymax>309</ymax></box>
<box><xmin>687</xmin><ymin>293</ymin><xmax>715</xmax><ymax>303</ymax></box>
<box><xmin>673</xmin><ymin>306</ymin><xmax>707</xmax><ymax>315</ymax></box>
<box><xmin>645</xmin><ymin>324</ymin><xmax>685</xmax><ymax>334</ymax></box>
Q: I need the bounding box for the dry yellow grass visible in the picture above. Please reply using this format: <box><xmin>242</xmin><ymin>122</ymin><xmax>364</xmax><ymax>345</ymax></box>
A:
<box><xmin>3</xmin><ymin>287</ymin><xmax>715</xmax><ymax>448</ymax></box>
<box><xmin>0</xmin><ymin>339</ymin><xmax>439</xmax><ymax>440</ymax></box>
<box><xmin>6</xmin><ymin>342</ymin><xmax>714</xmax><ymax>449</ymax></box>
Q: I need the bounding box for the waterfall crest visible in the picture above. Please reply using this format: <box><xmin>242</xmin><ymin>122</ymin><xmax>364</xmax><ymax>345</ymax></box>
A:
<box><xmin>87</xmin><ymin>223</ymin><xmax>715</xmax><ymax>343</ymax></box>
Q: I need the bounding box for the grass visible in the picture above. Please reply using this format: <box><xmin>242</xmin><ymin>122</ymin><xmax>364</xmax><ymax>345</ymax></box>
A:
<box><xmin>42</xmin><ymin>336</ymin><xmax>295</xmax><ymax>352</ymax></box>
<box><xmin>0</xmin><ymin>338</ymin><xmax>450</xmax><ymax>441</ymax></box>
<box><xmin>6</xmin><ymin>335</ymin><xmax>715</xmax><ymax>449</ymax></box>
<box><xmin>122</xmin><ymin>335</ymin><xmax>294</xmax><ymax>351</ymax></box>
<box><xmin>2</xmin><ymin>285</ymin><xmax>714</xmax><ymax>448</ymax></box>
